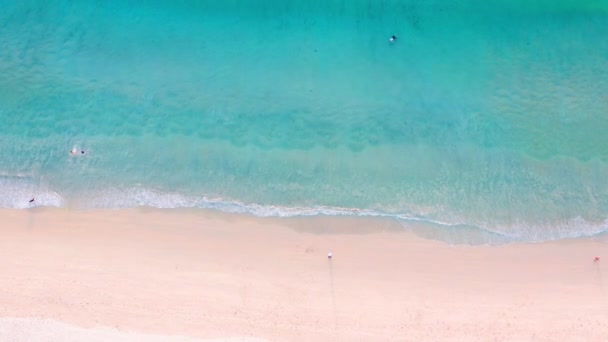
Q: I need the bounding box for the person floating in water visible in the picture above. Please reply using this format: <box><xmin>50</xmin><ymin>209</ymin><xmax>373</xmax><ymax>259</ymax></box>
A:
<box><xmin>389</xmin><ymin>35</ymin><xmax>397</xmax><ymax>43</ymax></box>
<box><xmin>70</xmin><ymin>148</ymin><xmax>86</xmax><ymax>155</ymax></box>
<box><xmin>29</xmin><ymin>198</ymin><xmax>35</xmax><ymax>204</ymax></box>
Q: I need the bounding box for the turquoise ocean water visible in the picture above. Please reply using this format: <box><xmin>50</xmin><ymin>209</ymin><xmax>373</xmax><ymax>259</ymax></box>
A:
<box><xmin>1</xmin><ymin>0</ymin><xmax>608</xmax><ymax>243</ymax></box>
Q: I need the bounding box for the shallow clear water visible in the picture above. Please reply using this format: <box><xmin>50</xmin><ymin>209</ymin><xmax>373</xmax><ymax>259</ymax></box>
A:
<box><xmin>1</xmin><ymin>0</ymin><xmax>608</xmax><ymax>243</ymax></box>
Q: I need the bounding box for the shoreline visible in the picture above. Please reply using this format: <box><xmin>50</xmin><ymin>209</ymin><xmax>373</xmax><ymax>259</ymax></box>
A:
<box><xmin>1</xmin><ymin>207</ymin><xmax>607</xmax><ymax>341</ymax></box>
<box><xmin>18</xmin><ymin>204</ymin><xmax>608</xmax><ymax>245</ymax></box>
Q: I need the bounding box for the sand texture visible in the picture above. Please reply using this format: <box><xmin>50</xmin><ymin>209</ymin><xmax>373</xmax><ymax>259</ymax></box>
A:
<box><xmin>0</xmin><ymin>208</ymin><xmax>607</xmax><ymax>341</ymax></box>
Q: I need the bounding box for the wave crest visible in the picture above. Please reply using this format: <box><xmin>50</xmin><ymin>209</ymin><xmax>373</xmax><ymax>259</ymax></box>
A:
<box><xmin>3</xmin><ymin>183</ymin><xmax>608</xmax><ymax>244</ymax></box>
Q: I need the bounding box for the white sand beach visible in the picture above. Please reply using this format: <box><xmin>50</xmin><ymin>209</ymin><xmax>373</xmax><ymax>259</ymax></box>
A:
<box><xmin>0</xmin><ymin>208</ymin><xmax>607</xmax><ymax>341</ymax></box>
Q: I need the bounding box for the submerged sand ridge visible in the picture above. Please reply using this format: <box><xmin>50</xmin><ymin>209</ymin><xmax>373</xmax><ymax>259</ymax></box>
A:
<box><xmin>0</xmin><ymin>208</ymin><xmax>607</xmax><ymax>341</ymax></box>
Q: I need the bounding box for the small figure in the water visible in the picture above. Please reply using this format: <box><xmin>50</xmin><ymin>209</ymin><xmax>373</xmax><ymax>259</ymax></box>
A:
<box><xmin>80</xmin><ymin>150</ymin><xmax>86</xmax><ymax>155</ymax></box>
<box><xmin>70</xmin><ymin>148</ymin><xmax>77</xmax><ymax>155</ymax></box>
<box><xmin>29</xmin><ymin>198</ymin><xmax>35</xmax><ymax>204</ymax></box>
<box><xmin>389</xmin><ymin>35</ymin><xmax>397</xmax><ymax>43</ymax></box>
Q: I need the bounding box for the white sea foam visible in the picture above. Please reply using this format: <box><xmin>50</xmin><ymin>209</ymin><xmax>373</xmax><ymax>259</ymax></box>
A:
<box><xmin>75</xmin><ymin>186</ymin><xmax>608</xmax><ymax>243</ymax></box>
<box><xmin>80</xmin><ymin>186</ymin><xmax>422</xmax><ymax>219</ymax></box>
<box><xmin>1</xmin><ymin>179</ymin><xmax>607</xmax><ymax>244</ymax></box>
<box><xmin>0</xmin><ymin>176</ymin><xmax>63</xmax><ymax>209</ymax></box>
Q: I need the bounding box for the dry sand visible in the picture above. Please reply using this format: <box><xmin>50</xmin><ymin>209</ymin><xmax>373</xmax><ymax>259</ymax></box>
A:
<box><xmin>0</xmin><ymin>207</ymin><xmax>607</xmax><ymax>341</ymax></box>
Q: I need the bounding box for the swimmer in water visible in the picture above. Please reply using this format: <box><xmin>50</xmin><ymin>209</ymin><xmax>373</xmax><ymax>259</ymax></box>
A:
<box><xmin>389</xmin><ymin>35</ymin><xmax>397</xmax><ymax>42</ymax></box>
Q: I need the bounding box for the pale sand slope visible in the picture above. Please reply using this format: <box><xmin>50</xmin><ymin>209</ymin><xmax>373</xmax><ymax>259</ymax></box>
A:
<box><xmin>0</xmin><ymin>208</ymin><xmax>607</xmax><ymax>342</ymax></box>
<box><xmin>0</xmin><ymin>317</ymin><xmax>263</xmax><ymax>342</ymax></box>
